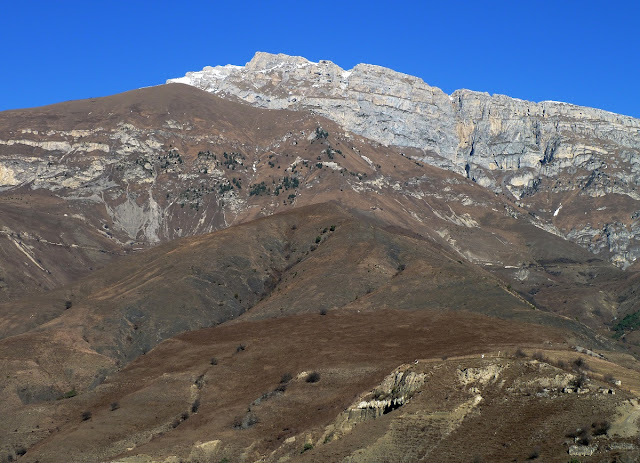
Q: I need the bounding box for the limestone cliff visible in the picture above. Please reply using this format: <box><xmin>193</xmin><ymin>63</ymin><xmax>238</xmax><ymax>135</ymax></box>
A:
<box><xmin>169</xmin><ymin>52</ymin><xmax>640</xmax><ymax>193</ymax></box>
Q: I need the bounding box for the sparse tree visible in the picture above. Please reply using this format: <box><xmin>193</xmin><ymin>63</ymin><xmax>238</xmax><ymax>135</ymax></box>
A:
<box><xmin>592</xmin><ymin>420</ymin><xmax>610</xmax><ymax>436</ymax></box>
<box><xmin>191</xmin><ymin>399</ymin><xmax>201</xmax><ymax>413</ymax></box>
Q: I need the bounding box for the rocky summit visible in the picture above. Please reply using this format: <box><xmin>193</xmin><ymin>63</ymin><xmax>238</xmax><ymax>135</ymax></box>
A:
<box><xmin>1</xmin><ymin>53</ymin><xmax>640</xmax><ymax>462</ymax></box>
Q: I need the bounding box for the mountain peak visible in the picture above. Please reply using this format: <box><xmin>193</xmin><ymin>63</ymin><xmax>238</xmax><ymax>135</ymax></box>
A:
<box><xmin>246</xmin><ymin>51</ymin><xmax>318</xmax><ymax>70</ymax></box>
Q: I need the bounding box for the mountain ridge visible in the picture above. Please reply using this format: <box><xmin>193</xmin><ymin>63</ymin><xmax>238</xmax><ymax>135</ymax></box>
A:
<box><xmin>168</xmin><ymin>52</ymin><xmax>640</xmax><ymax>269</ymax></box>
<box><xmin>172</xmin><ymin>51</ymin><xmax>640</xmax><ymax>118</ymax></box>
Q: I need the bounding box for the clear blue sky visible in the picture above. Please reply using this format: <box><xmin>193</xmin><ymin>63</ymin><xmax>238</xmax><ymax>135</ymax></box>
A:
<box><xmin>1</xmin><ymin>1</ymin><xmax>638</xmax><ymax>117</ymax></box>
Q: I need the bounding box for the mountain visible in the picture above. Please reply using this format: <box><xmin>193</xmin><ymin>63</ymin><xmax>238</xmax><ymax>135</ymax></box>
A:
<box><xmin>1</xmin><ymin>82</ymin><xmax>636</xmax><ymax>337</ymax></box>
<box><xmin>1</xmin><ymin>54</ymin><xmax>640</xmax><ymax>462</ymax></box>
<box><xmin>170</xmin><ymin>52</ymin><xmax>640</xmax><ymax>269</ymax></box>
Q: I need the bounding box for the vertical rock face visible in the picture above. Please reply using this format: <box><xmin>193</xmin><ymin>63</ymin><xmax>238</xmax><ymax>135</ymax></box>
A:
<box><xmin>168</xmin><ymin>52</ymin><xmax>640</xmax><ymax>187</ymax></box>
<box><xmin>451</xmin><ymin>90</ymin><xmax>640</xmax><ymax>193</ymax></box>
<box><xmin>170</xmin><ymin>52</ymin><xmax>460</xmax><ymax>162</ymax></box>
<box><xmin>169</xmin><ymin>52</ymin><xmax>640</xmax><ymax>268</ymax></box>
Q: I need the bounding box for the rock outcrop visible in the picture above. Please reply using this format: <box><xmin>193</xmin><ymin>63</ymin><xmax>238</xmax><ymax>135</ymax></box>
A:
<box><xmin>323</xmin><ymin>365</ymin><xmax>427</xmax><ymax>442</ymax></box>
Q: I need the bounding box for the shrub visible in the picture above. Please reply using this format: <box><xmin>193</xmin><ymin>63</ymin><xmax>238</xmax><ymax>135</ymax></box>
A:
<box><xmin>170</xmin><ymin>413</ymin><xmax>190</xmax><ymax>428</ymax></box>
<box><xmin>320</xmin><ymin>308</ymin><xmax>328</xmax><ymax>316</ymax></box>
<box><xmin>236</xmin><ymin>344</ymin><xmax>246</xmax><ymax>353</ymax></box>
<box><xmin>110</xmin><ymin>402</ymin><xmax>119</xmax><ymax>411</ymax></box>
<box><xmin>578</xmin><ymin>428</ymin><xmax>591</xmax><ymax>445</ymax></box>
<box><xmin>329</xmin><ymin>225</ymin><xmax>336</xmax><ymax>231</ymax></box>
<box><xmin>315</xmin><ymin>127</ymin><xmax>328</xmax><ymax>139</ymax></box>
<box><xmin>81</xmin><ymin>411</ymin><xmax>92</xmax><ymax>421</ymax></box>
<box><xmin>578</xmin><ymin>432</ymin><xmax>592</xmax><ymax>445</ymax></box>
<box><xmin>60</xmin><ymin>389</ymin><xmax>77</xmax><ymax>399</ymax></box>
<box><xmin>315</xmin><ymin>236</ymin><xmax>321</xmax><ymax>244</ymax></box>
<box><xmin>514</xmin><ymin>348</ymin><xmax>527</xmax><ymax>358</ymax></box>
<box><xmin>210</xmin><ymin>357</ymin><xmax>218</xmax><ymax>365</ymax></box>
<box><xmin>527</xmin><ymin>447</ymin><xmax>540</xmax><ymax>459</ymax></box>
<box><xmin>566</xmin><ymin>428</ymin><xmax>581</xmax><ymax>438</ymax></box>
<box><xmin>591</xmin><ymin>420</ymin><xmax>610</xmax><ymax>436</ymax></box>
<box><xmin>301</xmin><ymin>443</ymin><xmax>314</xmax><ymax>453</ymax></box>
<box><xmin>566</xmin><ymin>426</ymin><xmax>591</xmax><ymax>445</ymax></box>
<box><xmin>191</xmin><ymin>399</ymin><xmax>201</xmax><ymax>413</ymax></box>
<box><xmin>280</xmin><ymin>373</ymin><xmax>292</xmax><ymax>383</ymax></box>
<box><xmin>603</xmin><ymin>373</ymin><xmax>616</xmax><ymax>384</ymax></box>
<box><xmin>14</xmin><ymin>448</ymin><xmax>26</xmax><ymax>457</ymax></box>
<box><xmin>65</xmin><ymin>300</ymin><xmax>72</xmax><ymax>310</ymax></box>
<box><xmin>573</xmin><ymin>357</ymin><xmax>589</xmax><ymax>371</ymax></box>
<box><xmin>306</xmin><ymin>371</ymin><xmax>321</xmax><ymax>383</ymax></box>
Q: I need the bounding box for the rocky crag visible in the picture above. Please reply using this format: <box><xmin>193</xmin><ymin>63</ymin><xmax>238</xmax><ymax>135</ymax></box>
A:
<box><xmin>170</xmin><ymin>52</ymin><xmax>640</xmax><ymax>268</ymax></box>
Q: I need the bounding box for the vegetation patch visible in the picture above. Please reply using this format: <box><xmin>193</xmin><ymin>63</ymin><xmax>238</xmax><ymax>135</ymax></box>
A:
<box><xmin>58</xmin><ymin>389</ymin><xmax>77</xmax><ymax>400</ymax></box>
<box><xmin>249</xmin><ymin>181</ymin><xmax>269</xmax><ymax>196</ymax></box>
<box><xmin>314</xmin><ymin>127</ymin><xmax>328</xmax><ymax>139</ymax></box>
<box><xmin>613</xmin><ymin>310</ymin><xmax>640</xmax><ymax>338</ymax></box>
<box><xmin>222</xmin><ymin>151</ymin><xmax>246</xmax><ymax>170</ymax></box>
